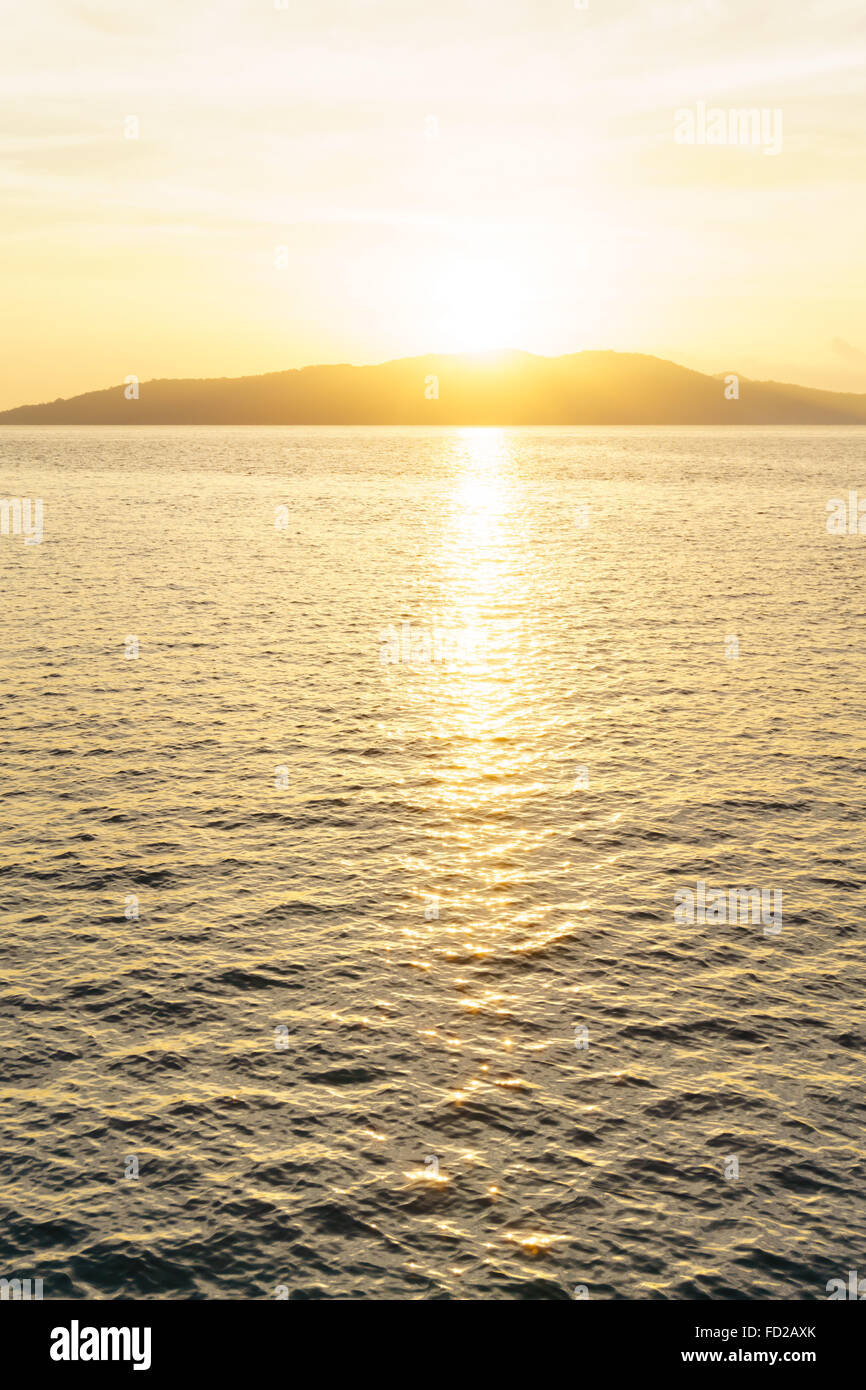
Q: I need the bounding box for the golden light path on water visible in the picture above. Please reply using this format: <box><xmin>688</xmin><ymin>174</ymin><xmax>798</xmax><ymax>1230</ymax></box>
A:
<box><xmin>388</xmin><ymin>427</ymin><xmax>581</xmax><ymax>1209</ymax></box>
<box><xmin>387</xmin><ymin>430</ymin><xmax>571</xmax><ymax>1257</ymax></box>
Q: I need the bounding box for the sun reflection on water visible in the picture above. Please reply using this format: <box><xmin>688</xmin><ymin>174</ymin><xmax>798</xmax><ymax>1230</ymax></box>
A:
<box><xmin>384</xmin><ymin>428</ymin><xmax>575</xmax><ymax>1062</ymax></box>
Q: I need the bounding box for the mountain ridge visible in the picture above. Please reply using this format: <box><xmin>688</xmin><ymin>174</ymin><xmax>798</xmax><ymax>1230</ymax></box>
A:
<box><xmin>3</xmin><ymin>350</ymin><xmax>865</xmax><ymax>425</ymax></box>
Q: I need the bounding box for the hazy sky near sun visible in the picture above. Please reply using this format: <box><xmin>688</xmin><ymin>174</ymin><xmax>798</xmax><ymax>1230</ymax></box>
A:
<box><xmin>2</xmin><ymin>0</ymin><xmax>865</xmax><ymax>408</ymax></box>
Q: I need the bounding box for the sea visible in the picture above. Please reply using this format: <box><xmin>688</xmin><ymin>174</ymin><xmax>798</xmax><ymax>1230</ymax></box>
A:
<box><xmin>0</xmin><ymin>425</ymin><xmax>864</xmax><ymax>1299</ymax></box>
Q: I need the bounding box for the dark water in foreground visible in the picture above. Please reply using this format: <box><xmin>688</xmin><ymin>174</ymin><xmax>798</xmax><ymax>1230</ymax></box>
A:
<box><xmin>0</xmin><ymin>426</ymin><xmax>864</xmax><ymax>1299</ymax></box>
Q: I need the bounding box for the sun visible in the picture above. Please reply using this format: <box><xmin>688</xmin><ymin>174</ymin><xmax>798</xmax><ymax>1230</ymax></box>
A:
<box><xmin>433</xmin><ymin>257</ymin><xmax>522</xmax><ymax>354</ymax></box>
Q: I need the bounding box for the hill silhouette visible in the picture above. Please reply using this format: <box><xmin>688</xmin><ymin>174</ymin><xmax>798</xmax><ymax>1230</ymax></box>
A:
<box><xmin>2</xmin><ymin>350</ymin><xmax>865</xmax><ymax>425</ymax></box>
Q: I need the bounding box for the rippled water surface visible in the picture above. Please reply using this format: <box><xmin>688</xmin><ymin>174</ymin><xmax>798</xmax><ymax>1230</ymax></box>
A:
<box><xmin>1</xmin><ymin>425</ymin><xmax>864</xmax><ymax>1300</ymax></box>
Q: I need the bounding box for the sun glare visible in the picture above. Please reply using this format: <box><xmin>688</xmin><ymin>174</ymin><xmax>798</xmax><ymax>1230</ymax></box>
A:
<box><xmin>434</xmin><ymin>259</ymin><xmax>521</xmax><ymax>354</ymax></box>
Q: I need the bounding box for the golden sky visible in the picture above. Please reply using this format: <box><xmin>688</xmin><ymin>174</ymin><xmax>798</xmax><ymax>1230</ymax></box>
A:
<box><xmin>2</xmin><ymin>0</ymin><xmax>864</xmax><ymax>409</ymax></box>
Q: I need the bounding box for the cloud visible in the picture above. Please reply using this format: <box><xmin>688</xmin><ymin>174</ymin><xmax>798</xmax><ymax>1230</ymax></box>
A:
<box><xmin>831</xmin><ymin>337</ymin><xmax>866</xmax><ymax>363</ymax></box>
